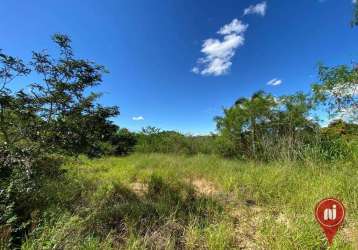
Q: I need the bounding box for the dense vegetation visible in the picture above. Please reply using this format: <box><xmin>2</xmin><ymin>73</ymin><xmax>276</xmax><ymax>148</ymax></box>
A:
<box><xmin>21</xmin><ymin>154</ymin><xmax>358</xmax><ymax>249</ymax></box>
<box><xmin>0</xmin><ymin>34</ymin><xmax>119</xmax><ymax>248</ymax></box>
<box><xmin>0</xmin><ymin>30</ymin><xmax>357</xmax><ymax>249</ymax></box>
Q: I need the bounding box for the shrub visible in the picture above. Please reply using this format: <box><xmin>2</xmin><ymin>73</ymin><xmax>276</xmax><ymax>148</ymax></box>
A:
<box><xmin>317</xmin><ymin>135</ymin><xmax>353</xmax><ymax>161</ymax></box>
<box><xmin>214</xmin><ymin>136</ymin><xmax>238</xmax><ymax>159</ymax></box>
<box><xmin>135</xmin><ymin>127</ymin><xmax>217</xmax><ymax>155</ymax></box>
<box><xmin>0</xmin><ymin>146</ymin><xmax>64</xmax><ymax>248</ymax></box>
<box><xmin>87</xmin><ymin>142</ymin><xmax>116</xmax><ymax>158</ymax></box>
<box><xmin>111</xmin><ymin>128</ymin><xmax>137</xmax><ymax>156</ymax></box>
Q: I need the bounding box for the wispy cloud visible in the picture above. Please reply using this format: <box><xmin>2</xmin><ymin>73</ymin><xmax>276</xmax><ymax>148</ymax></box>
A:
<box><xmin>267</xmin><ymin>78</ymin><xmax>283</xmax><ymax>86</ymax></box>
<box><xmin>132</xmin><ymin>116</ymin><xmax>144</xmax><ymax>121</ymax></box>
<box><xmin>217</xmin><ymin>19</ymin><xmax>248</xmax><ymax>35</ymax></box>
<box><xmin>192</xmin><ymin>19</ymin><xmax>248</xmax><ymax>76</ymax></box>
<box><xmin>243</xmin><ymin>1</ymin><xmax>267</xmax><ymax>16</ymax></box>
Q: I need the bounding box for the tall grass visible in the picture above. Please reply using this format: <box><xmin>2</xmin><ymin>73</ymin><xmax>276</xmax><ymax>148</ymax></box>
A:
<box><xmin>20</xmin><ymin>153</ymin><xmax>358</xmax><ymax>249</ymax></box>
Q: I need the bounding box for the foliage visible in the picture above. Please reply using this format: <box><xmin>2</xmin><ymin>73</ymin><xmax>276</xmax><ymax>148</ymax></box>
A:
<box><xmin>135</xmin><ymin>126</ymin><xmax>217</xmax><ymax>155</ymax></box>
<box><xmin>0</xmin><ymin>34</ymin><xmax>119</xmax><ymax>248</ymax></box>
<box><xmin>0</xmin><ymin>146</ymin><xmax>64</xmax><ymax>248</ymax></box>
<box><xmin>111</xmin><ymin>128</ymin><xmax>137</xmax><ymax>156</ymax></box>
<box><xmin>316</xmin><ymin>119</ymin><xmax>358</xmax><ymax>161</ymax></box>
<box><xmin>29</xmin><ymin>34</ymin><xmax>119</xmax><ymax>155</ymax></box>
<box><xmin>0</xmin><ymin>50</ymin><xmax>31</xmax><ymax>147</ymax></box>
<box><xmin>0</xmin><ymin>146</ymin><xmax>34</xmax><ymax>248</ymax></box>
<box><xmin>312</xmin><ymin>64</ymin><xmax>358</xmax><ymax>123</ymax></box>
<box><xmin>214</xmin><ymin>91</ymin><xmax>319</xmax><ymax>160</ymax></box>
<box><xmin>1</xmin><ymin>34</ymin><xmax>119</xmax><ymax>154</ymax></box>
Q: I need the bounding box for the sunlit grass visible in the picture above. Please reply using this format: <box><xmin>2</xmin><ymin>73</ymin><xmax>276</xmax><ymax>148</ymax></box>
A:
<box><xmin>23</xmin><ymin>154</ymin><xmax>358</xmax><ymax>249</ymax></box>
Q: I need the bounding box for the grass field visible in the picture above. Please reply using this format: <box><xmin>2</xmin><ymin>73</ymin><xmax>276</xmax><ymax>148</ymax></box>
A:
<box><xmin>22</xmin><ymin>154</ymin><xmax>358</xmax><ymax>249</ymax></box>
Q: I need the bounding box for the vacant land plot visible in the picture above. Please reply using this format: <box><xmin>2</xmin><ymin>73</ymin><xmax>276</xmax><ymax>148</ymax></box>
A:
<box><xmin>23</xmin><ymin>154</ymin><xmax>358</xmax><ymax>249</ymax></box>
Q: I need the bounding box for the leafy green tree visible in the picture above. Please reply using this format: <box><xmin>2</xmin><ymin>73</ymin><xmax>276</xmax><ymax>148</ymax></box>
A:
<box><xmin>111</xmin><ymin>128</ymin><xmax>137</xmax><ymax>155</ymax></box>
<box><xmin>0</xmin><ymin>51</ymin><xmax>31</xmax><ymax>146</ymax></box>
<box><xmin>216</xmin><ymin>91</ymin><xmax>276</xmax><ymax>158</ymax></box>
<box><xmin>0</xmin><ymin>34</ymin><xmax>120</xmax><ymax>248</ymax></box>
<box><xmin>244</xmin><ymin>91</ymin><xmax>276</xmax><ymax>155</ymax></box>
<box><xmin>215</xmin><ymin>91</ymin><xmax>316</xmax><ymax>160</ymax></box>
<box><xmin>275</xmin><ymin>92</ymin><xmax>315</xmax><ymax>138</ymax></box>
<box><xmin>312</xmin><ymin>64</ymin><xmax>358</xmax><ymax>123</ymax></box>
<box><xmin>29</xmin><ymin>34</ymin><xmax>119</xmax><ymax>155</ymax></box>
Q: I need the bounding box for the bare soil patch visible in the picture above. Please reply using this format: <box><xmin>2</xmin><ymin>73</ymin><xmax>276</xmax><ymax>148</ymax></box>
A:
<box><xmin>190</xmin><ymin>178</ymin><xmax>219</xmax><ymax>196</ymax></box>
<box><xmin>129</xmin><ymin>182</ymin><xmax>148</xmax><ymax>197</ymax></box>
<box><xmin>189</xmin><ymin>177</ymin><xmax>264</xmax><ymax>249</ymax></box>
<box><xmin>343</xmin><ymin>222</ymin><xmax>358</xmax><ymax>249</ymax></box>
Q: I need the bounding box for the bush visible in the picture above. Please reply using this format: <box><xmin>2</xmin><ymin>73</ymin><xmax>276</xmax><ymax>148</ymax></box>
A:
<box><xmin>0</xmin><ymin>145</ymin><xmax>65</xmax><ymax>248</ymax></box>
<box><xmin>214</xmin><ymin>136</ymin><xmax>238</xmax><ymax>159</ymax></box>
<box><xmin>316</xmin><ymin>135</ymin><xmax>353</xmax><ymax>161</ymax></box>
<box><xmin>111</xmin><ymin>129</ymin><xmax>137</xmax><ymax>156</ymax></box>
<box><xmin>135</xmin><ymin>127</ymin><xmax>217</xmax><ymax>155</ymax></box>
<box><xmin>87</xmin><ymin>142</ymin><xmax>116</xmax><ymax>158</ymax></box>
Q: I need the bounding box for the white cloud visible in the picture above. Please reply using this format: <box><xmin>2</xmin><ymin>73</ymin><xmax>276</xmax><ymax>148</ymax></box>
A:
<box><xmin>244</xmin><ymin>2</ymin><xmax>267</xmax><ymax>16</ymax></box>
<box><xmin>192</xmin><ymin>19</ymin><xmax>248</xmax><ymax>76</ymax></box>
<box><xmin>218</xmin><ymin>19</ymin><xmax>248</xmax><ymax>35</ymax></box>
<box><xmin>267</xmin><ymin>78</ymin><xmax>283</xmax><ymax>86</ymax></box>
<box><xmin>132</xmin><ymin>116</ymin><xmax>144</xmax><ymax>121</ymax></box>
<box><xmin>353</xmin><ymin>0</ymin><xmax>357</xmax><ymax>4</ymax></box>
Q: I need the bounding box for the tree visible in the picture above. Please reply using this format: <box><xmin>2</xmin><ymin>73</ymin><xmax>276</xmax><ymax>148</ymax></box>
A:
<box><xmin>1</xmin><ymin>34</ymin><xmax>120</xmax><ymax>154</ymax></box>
<box><xmin>0</xmin><ymin>51</ymin><xmax>31</xmax><ymax>146</ymax></box>
<box><xmin>244</xmin><ymin>91</ymin><xmax>276</xmax><ymax>155</ymax></box>
<box><xmin>215</xmin><ymin>90</ymin><xmax>316</xmax><ymax>160</ymax></box>
<box><xmin>215</xmin><ymin>91</ymin><xmax>276</xmax><ymax>158</ymax></box>
<box><xmin>29</xmin><ymin>34</ymin><xmax>119</xmax><ymax>155</ymax></box>
<box><xmin>276</xmin><ymin>92</ymin><xmax>315</xmax><ymax>138</ymax></box>
<box><xmin>111</xmin><ymin>128</ymin><xmax>137</xmax><ymax>155</ymax></box>
<box><xmin>0</xmin><ymin>34</ymin><xmax>120</xmax><ymax>247</ymax></box>
<box><xmin>312</xmin><ymin>64</ymin><xmax>358</xmax><ymax>123</ymax></box>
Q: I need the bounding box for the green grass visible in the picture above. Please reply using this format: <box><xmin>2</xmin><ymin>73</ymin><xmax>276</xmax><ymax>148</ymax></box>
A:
<box><xmin>22</xmin><ymin>154</ymin><xmax>358</xmax><ymax>249</ymax></box>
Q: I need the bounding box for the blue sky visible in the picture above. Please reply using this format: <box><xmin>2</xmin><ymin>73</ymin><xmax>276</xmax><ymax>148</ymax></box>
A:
<box><xmin>1</xmin><ymin>0</ymin><xmax>357</xmax><ymax>134</ymax></box>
